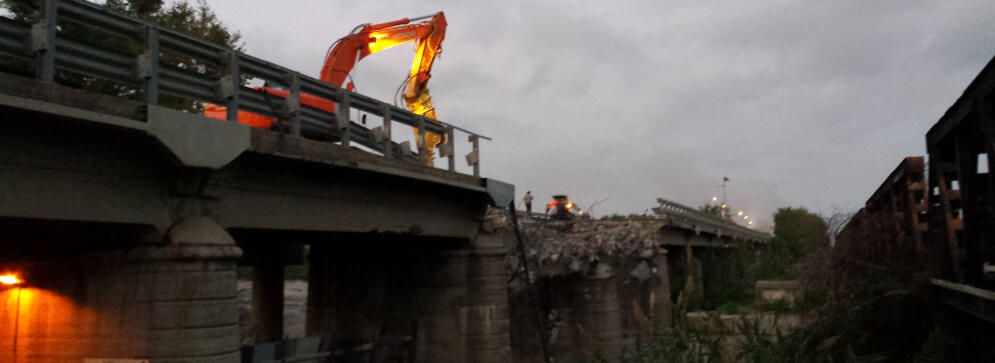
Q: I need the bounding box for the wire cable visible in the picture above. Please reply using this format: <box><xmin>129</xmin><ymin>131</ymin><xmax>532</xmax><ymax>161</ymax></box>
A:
<box><xmin>508</xmin><ymin>202</ymin><xmax>554</xmax><ymax>363</ymax></box>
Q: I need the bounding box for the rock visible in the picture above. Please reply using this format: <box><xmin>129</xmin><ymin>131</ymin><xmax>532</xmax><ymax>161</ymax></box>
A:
<box><xmin>629</xmin><ymin>261</ymin><xmax>652</xmax><ymax>281</ymax></box>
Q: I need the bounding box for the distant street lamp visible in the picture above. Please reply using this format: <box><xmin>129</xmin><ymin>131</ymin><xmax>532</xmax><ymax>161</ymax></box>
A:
<box><xmin>737</xmin><ymin>211</ymin><xmax>744</xmax><ymax>216</ymax></box>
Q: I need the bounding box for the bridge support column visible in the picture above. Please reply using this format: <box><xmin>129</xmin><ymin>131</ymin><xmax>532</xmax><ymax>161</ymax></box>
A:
<box><xmin>463</xmin><ymin>235</ymin><xmax>512</xmax><ymax>362</ymax></box>
<box><xmin>551</xmin><ymin>263</ymin><xmax>623</xmax><ymax>362</ymax></box>
<box><xmin>413</xmin><ymin>234</ymin><xmax>512</xmax><ymax>363</ymax></box>
<box><xmin>306</xmin><ymin>242</ymin><xmax>389</xmax><ymax>347</ymax></box>
<box><xmin>130</xmin><ymin>217</ymin><xmax>243</xmax><ymax>362</ymax></box>
<box><xmin>305</xmin><ymin>234</ymin><xmax>512</xmax><ymax>362</ymax></box>
<box><xmin>252</xmin><ymin>258</ymin><xmax>284</xmax><ymax>343</ymax></box>
<box><xmin>305</xmin><ymin>242</ymin><xmax>327</xmax><ymax>337</ymax></box>
<box><xmin>651</xmin><ymin>249</ymin><xmax>673</xmax><ymax>332</ymax></box>
<box><xmin>616</xmin><ymin>249</ymin><xmax>673</xmax><ymax>346</ymax></box>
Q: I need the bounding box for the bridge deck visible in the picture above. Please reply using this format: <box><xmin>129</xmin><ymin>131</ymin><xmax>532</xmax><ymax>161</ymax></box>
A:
<box><xmin>0</xmin><ymin>0</ymin><xmax>513</xmax><ymax>240</ymax></box>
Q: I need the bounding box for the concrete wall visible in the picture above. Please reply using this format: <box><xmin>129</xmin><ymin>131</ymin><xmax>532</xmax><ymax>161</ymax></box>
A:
<box><xmin>0</xmin><ymin>217</ymin><xmax>243</xmax><ymax>362</ymax></box>
<box><xmin>755</xmin><ymin>280</ymin><xmax>803</xmax><ymax>306</ymax></box>
<box><xmin>509</xmin><ymin>250</ymin><xmax>671</xmax><ymax>363</ymax></box>
<box><xmin>305</xmin><ymin>232</ymin><xmax>511</xmax><ymax>363</ymax></box>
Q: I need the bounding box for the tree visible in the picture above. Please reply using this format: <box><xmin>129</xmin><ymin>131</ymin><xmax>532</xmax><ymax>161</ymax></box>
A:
<box><xmin>823</xmin><ymin>210</ymin><xmax>854</xmax><ymax>247</ymax></box>
<box><xmin>698</xmin><ymin>203</ymin><xmax>732</xmax><ymax>221</ymax></box>
<box><xmin>699</xmin><ymin>203</ymin><xmax>723</xmax><ymax>218</ymax></box>
<box><xmin>771</xmin><ymin>207</ymin><xmax>829</xmax><ymax>260</ymax></box>
<box><xmin>0</xmin><ymin>0</ymin><xmax>242</xmax><ymax>111</ymax></box>
<box><xmin>747</xmin><ymin>207</ymin><xmax>828</xmax><ymax>281</ymax></box>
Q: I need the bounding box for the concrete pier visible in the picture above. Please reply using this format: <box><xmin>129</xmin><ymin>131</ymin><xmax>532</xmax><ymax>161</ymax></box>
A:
<box><xmin>251</xmin><ymin>260</ymin><xmax>285</xmax><ymax>343</ymax></box>
<box><xmin>651</xmin><ymin>250</ymin><xmax>673</xmax><ymax>333</ymax></box>
<box><xmin>416</xmin><ymin>234</ymin><xmax>511</xmax><ymax>363</ymax></box>
<box><xmin>550</xmin><ymin>263</ymin><xmax>623</xmax><ymax>362</ymax></box>
<box><xmin>132</xmin><ymin>217</ymin><xmax>243</xmax><ymax>362</ymax></box>
<box><xmin>0</xmin><ymin>217</ymin><xmax>243</xmax><ymax>362</ymax></box>
<box><xmin>303</xmin><ymin>233</ymin><xmax>512</xmax><ymax>362</ymax></box>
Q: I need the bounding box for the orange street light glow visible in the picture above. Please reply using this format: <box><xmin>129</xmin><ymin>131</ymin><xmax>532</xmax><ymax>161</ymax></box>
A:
<box><xmin>0</xmin><ymin>274</ymin><xmax>21</xmax><ymax>285</ymax></box>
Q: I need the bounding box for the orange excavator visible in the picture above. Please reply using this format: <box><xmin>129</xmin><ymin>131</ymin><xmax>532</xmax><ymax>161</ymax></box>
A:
<box><xmin>204</xmin><ymin>12</ymin><xmax>448</xmax><ymax>163</ymax></box>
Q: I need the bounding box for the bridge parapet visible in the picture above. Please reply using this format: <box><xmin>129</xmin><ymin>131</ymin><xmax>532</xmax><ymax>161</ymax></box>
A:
<box><xmin>653</xmin><ymin>198</ymin><xmax>771</xmax><ymax>243</ymax></box>
<box><xmin>0</xmin><ymin>0</ymin><xmax>488</xmax><ymax>175</ymax></box>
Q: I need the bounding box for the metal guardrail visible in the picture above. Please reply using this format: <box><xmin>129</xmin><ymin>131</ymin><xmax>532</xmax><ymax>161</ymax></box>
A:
<box><xmin>0</xmin><ymin>0</ymin><xmax>488</xmax><ymax>177</ymax></box>
<box><xmin>653</xmin><ymin>198</ymin><xmax>771</xmax><ymax>242</ymax></box>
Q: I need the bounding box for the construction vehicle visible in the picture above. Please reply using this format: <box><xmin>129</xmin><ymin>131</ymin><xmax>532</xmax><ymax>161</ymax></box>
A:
<box><xmin>546</xmin><ymin>195</ymin><xmax>583</xmax><ymax>220</ymax></box>
<box><xmin>204</xmin><ymin>13</ymin><xmax>448</xmax><ymax>163</ymax></box>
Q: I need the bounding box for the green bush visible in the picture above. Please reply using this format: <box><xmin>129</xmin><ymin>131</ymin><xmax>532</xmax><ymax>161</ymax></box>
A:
<box><xmin>755</xmin><ymin>299</ymin><xmax>796</xmax><ymax>314</ymax></box>
<box><xmin>618</xmin><ymin>328</ymin><xmax>725</xmax><ymax>363</ymax></box>
<box><xmin>717</xmin><ymin>301</ymin><xmax>748</xmax><ymax>315</ymax></box>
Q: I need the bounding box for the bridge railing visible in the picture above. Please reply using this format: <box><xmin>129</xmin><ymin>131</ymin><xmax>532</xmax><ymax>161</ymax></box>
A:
<box><xmin>653</xmin><ymin>198</ymin><xmax>770</xmax><ymax>242</ymax></box>
<box><xmin>0</xmin><ymin>0</ymin><xmax>488</xmax><ymax>177</ymax></box>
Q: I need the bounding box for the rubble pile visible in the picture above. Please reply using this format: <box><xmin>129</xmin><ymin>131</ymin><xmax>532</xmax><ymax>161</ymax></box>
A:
<box><xmin>486</xmin><ymin>208</ymin><xmax>666</xmax><ymax>277</ymax></box>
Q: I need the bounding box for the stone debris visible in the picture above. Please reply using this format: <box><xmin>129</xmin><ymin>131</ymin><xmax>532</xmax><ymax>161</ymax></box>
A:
<box><xmin>629</xmin><ymin>261</ymin><xmax>652</xmax><ymax>281</ymax></box>
<box><xmin>487</xmin><ymin>208</ymin><xmax>666</xmax><ymax>277</ymax></box>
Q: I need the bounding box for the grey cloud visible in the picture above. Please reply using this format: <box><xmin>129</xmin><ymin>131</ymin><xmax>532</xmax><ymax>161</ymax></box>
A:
<box><xmin>205</xmin><ymin>0</ymin><xmax>995</xmax><ymax>226</ymax></box>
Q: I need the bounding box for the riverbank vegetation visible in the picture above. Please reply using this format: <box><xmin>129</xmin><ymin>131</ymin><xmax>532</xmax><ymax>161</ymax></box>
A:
<box><xmin>613</xmin><ymin>207</ymin><xmax>954</xmax><ymax>363</ymax></box>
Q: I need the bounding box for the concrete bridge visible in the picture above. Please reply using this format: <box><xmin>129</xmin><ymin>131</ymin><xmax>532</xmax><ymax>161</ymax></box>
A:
<box><xmin>0</xmin><ymin>0</ymin><xmax>512</xmax><ymax>361</ymax></box>
<box><xmin>498</xmin><ymin>201</ymin><xmax>769</xmax><ymax>362</ymax></box>
<box><xmin>0</xmin><ymin>1</ymin><xmax>770</xmax><ymax>362</ymax></box>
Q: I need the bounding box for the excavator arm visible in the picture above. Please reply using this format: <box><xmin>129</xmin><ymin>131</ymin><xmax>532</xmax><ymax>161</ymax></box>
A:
<box><xmin>319</xmin><ymin>13</ymin><xmax>447</xmax><ymax>163</ymax></box>
<box><xmin>206</xmin><ymin>13</ymin><xmax>448</xmax><ymax>164</ymax></box>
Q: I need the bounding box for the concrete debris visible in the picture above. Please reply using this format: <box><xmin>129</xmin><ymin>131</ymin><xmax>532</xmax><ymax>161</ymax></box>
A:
<box><xmin>486</xmin><ymin>208</ymin><xmax>665</xmax><ymax>278</ymax></box>
<box><xmin>629</xmin><ymin>261</ymin><xmax>652</xmax><ymax>281</ymax></box>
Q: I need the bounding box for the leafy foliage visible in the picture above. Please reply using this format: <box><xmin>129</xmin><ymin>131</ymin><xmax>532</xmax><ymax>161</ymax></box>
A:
<box><xmin>771</xmin><ymin>207</ymin><xmax>829</xmax><ymax>259</ymax></box>
<box><xmin>617</xmin><ymin>328</ymin><xmax>725</xmax><ymax>363</ymax></box>
<box><xmin>0</xmin><ymin>0</ymin><xmax>242</xmax><ymax>111</ymax></box>
<box><xmin>699</xmin><ymin>203</ymin><xmax>725</xmax><ymax>219</ymax></box>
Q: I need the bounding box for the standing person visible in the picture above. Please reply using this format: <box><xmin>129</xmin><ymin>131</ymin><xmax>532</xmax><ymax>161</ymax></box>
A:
<box><xmin>524</xmin><ymin>191</ymin><xmax>534</xmax><ymax>216</ymax></box>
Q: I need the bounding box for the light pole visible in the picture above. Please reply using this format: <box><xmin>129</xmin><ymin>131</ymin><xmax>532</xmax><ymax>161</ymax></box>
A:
<box><xmin>721</xmin><ymin>177</ymin><xmax>729</xmax><ymax>219</ymax></box>
<box><xmin>722</xmin><ymin>177</ymin><xmax>729</xmax><ymax>207</ymax></box>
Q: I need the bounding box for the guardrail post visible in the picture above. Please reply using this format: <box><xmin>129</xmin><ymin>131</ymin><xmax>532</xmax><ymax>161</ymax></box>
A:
<box><xmin>141</xmin><ymin>26</ymin><xmax>160</xmax><ymax>105</ymax></box>
<box><xmin>336</xmin><ymin>89</ymin><xmax>351</xmax><ymax>147</ymax></box>
<box><xmin>380</xmin><ymin>104</ymin><xmax>392</xmax><ymax>158</ymax></box>
<box><xmin>31</xmin><ymin>0</ymin><xmax>57</xmax><ymax>82</ymax></box>
<box><xmin>417</xmin><ymin>117</ymin><xmax>427</xmax><ymax>163</ymax></box>
<box><xmin>447</xmin><ymin>126</ymin><xmax>455</xmax><ymax>172</ymax></box>
<box><xmin>469</xmin><ymin>135</ymin><xmax>480</xmax><ymax>178</ymax></box>
<box><xmin>222</xmin><ymin>51</ymin><xmax>240</xmax><ymax>122</ymax></box>
<box><xmin>286</xmin><ymin>73</ymin><xmax>301</xmax><ymax>136</ymax></box>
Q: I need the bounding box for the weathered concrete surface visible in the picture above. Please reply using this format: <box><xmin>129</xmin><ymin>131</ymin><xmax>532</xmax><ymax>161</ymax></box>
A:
<box><xmin>685</xmin><ymin>311</ymin><xmax>807</xmax><ymax>361</ymax></box>
<box><xmin>303</xmin><ymin>232</ymin><xmax>511</xmax><ymax>363</ymax></box>
<box><xmin>147</xmin><ymin>105</ymin><xmax>251</xmax><ymax>169</ymax></box>
<box><xmin>0</xmin><ymin>217</ymin><xmax>242</xmax><ymax>362</ymax></box>
<box><xmin>0</xmin><ymin>72</ymin><xmax>504</xmax><ymax>240</ymax></box>
<box><xmin>490</xmin><ymin>211</ymin><xmax>672</xmax><ymax>362</ymax></box>
<box><xmin>0</xmin><ymin>255</ymin><xmax>146</xmax><ymax>362</ymax></box>
<box><xmin>756</xmin><ymin>280</ymin><xmax>803</xmax><ymax>306</ymax></box>
<box><xmin>130</xmin><ymin>217</ymin><xmax>244</xmax><ymax>362</ymax></box>
<box><xmin>0</xmin><ymin>56</ymin><xmax>511</xmax><ymax>362</ymax></box>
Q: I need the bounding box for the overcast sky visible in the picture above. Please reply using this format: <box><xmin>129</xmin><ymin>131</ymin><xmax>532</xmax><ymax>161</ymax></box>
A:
<box><xmin>204</xmin><ymin>0</ymin><xmax>995</xmax><ymax>227</ymax></box>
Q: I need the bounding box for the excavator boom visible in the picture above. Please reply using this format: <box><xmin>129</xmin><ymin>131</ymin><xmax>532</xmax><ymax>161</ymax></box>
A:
<box><xmin>206</xmin><ymin>12</ymin><xmax>448</xmax><ymax>164</ymax></box>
